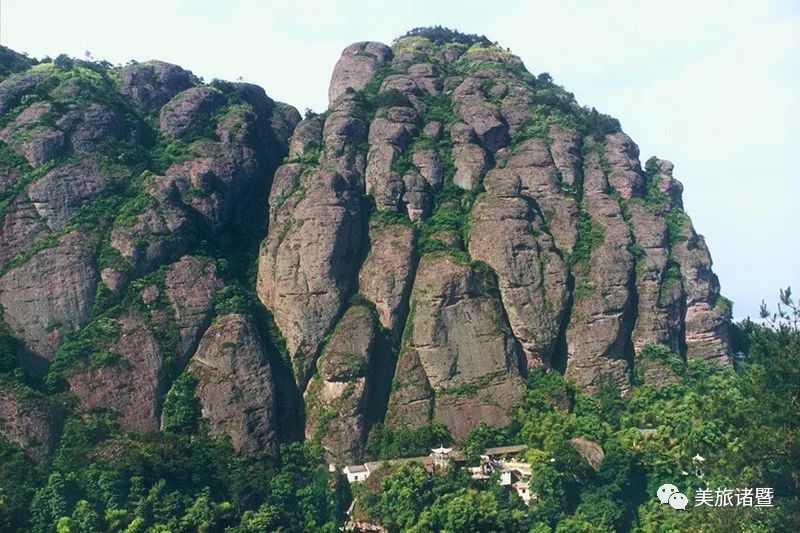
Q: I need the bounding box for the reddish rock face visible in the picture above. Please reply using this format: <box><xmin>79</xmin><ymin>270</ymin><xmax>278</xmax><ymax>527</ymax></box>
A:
<box><xmin>328</xmin><ymin>42</ymin><xmax>393</xmax><ymax>105</ymax></box>
<box><xmin>253</xmin><ymin>34</ymin><xmax>732</xmax><ymax>445</ymax></box>
<box><xmin>119</xmin><ymin>60</ymin><xmax>194</xmax><ymax>112</ymax></box>
<box><xmin>190</xmin><ymin>314</ymin><xmax>278</xmax><ymax>454</ymax></box>
<box><xmin>304</xmin><ymin>305</ymin><xmax>378</xmax><ymax>463</ymax></box>
<box><xmin>67</xmin><ymin>313</ymin><xmax>165</xmax><ymax>432</ymax></box>
<box><xmin>358</xmin><ymin>224</ymin><xmax>416</xmax><ymax>333</ymax></box>
<box><xmin>564</xmin><ymin>144</ymin><xmax>636</xmax><ymax>394</ymax></box>
<box><xmin>159</xmin><ymin>86</ymin><xmax>225</xmax><ymax>139</ymax></box>
<box><xmin>26</xmin><ymin>158</ymin><xmax>105</xmax><ymax>229</ymax></box>
<box><xmin>385</xmin><ymin>255</ymin><xmax>525</xmax><ymax>440</ymax></box>
<box><xmin>0</xmin><ymin>230</ymin><xmax>98</xmax><ymax>361</ymax></box>
<box><xmin>0</xmin><ymin>380</ymin><xmax>62</xmax><ymax>461</ymax></box>
<box><xmin>164</xmin><ymin>256</ymin><xmax>224</xmax><ymax>364</ymax></box>
<box><xmin>0</xmin><ymin>50</ymin><xmax>299</xmax><ymax>459</ymax></box>
<box><xmin>257</xmin><ymin>93</ymin><xmax>367</xmax><ymax>389</ymax></box>
<box><xmin>0</xmin><ymin>194</ymin><xmax>50</xmax><ymax>272</ymax></box>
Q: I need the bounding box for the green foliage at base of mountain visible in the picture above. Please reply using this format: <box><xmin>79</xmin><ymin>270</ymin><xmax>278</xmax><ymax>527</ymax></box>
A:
<box><xmin>2</xmin><ymin>302</ymin><xmax>795</xmax><ymax>531</ymax></box>
<box><xmin>1</xmin><ymin>421</ymin><xmax>349</xmax><ymax>532</ymax></box>
<box><xmin>353</xmin><ymin>319</ymin><xmax>800</xmax><ymax>532</ymax></box>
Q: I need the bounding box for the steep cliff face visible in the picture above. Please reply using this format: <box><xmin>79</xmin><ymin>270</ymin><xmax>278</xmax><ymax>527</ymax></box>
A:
<box><xmin>384</xmin><ymin>255</ymin><xmax>525</xmax><ymax>441</ymax></box>
<box><xmin>257</xmin><ymin>31</ymin><xmax>730</xmax><ymax>460</ymax></box>
<box><xmin>189</xmin><ymin>313</ymin><xmax>278</xmax><ymax>453</ymax></box>
<box><xmin>304</xmin><ymin>304</ymin><xmax>379</xmax><ymax>463</ymax></box>
<box><xmin>0</xmin><ymin>53</ymin><xmax>298</xmax><ymax>457</ymax></box>
<box><xmin>0</xmin><ymin>31</ymin><xmax>730</xmax><ymax>464</ymax></box>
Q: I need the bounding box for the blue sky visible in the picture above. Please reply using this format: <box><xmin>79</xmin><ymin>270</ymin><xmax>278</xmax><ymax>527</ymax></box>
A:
<box><xmin>2</xmin><ymin>0</ymin><xmax>798</xmax><ymax>318</ymax></box>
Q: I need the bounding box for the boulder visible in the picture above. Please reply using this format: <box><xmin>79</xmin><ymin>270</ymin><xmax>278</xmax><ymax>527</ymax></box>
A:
<box><xmin>570</xmin><ymin>437</ymin><xmax>605</xmax><ymax>470</ymax></box>
<box><xmin>119</xmin><ymin>60</ymin><xmax>194</xmax><ymax>112</ymax></box>
<box><xmin>60</xmin><ymin>103</ymin><xmax>126</xmax><ymax>152</ymax></box>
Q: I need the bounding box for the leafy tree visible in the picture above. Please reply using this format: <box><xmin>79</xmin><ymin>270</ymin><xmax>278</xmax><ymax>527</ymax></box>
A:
<box><xmin>30</xmin><ymin>473</ymin><xmax>79</xmax><ymax>533</ymax></box>
<box><xmin>53</xmin><ymin>53</ymin><xmax>74</xmax><ymax>71</ymax></box>
<box><xmin>365</xmin><ymin>422</ymin><xmax>450</xmax><ymax>460</ymax></box>
<box><xmin>413</xmin><ymin>488</ymin><xmax>523</xmax><ymax>532</ymax></box>
<box><xmin>161</xmin><ymin>372</ymin><xmax>201</xmax><ymax>434</ymax></box>
<box><xmin>376</xmin><ymin>463</ymin><xmax>434</xmax><ymax>531</ymax></box>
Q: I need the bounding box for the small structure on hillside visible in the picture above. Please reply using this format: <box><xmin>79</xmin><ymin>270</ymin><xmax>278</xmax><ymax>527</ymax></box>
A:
<box><xmin>504</xmin><ymin>461</ymin><xmax>532</xmax><ymax>477</ymax></box>
<box><xmin>431</xmin><ymin>446</ymin><xmax>453</xmax><ymax>470</ymax></box>
<box><xmin>513</xmin><ymin>480</ymin><xmax>534</xmax><ymax>504</ymax></box>
<box><xmin>498</xmin><ymin>470</ymin><xmax>536</xmax><ymax>505</ymax></box>
<box><xmin>484</xmin><ymin>444</ymin><xmax>527</xmax><ymax>457</ymax></box>
<box><xmin>463</xmin><ymin>447</ymin><xmax>535</xmax><ymax>505</ymax></box>
<box><xmin>343</xmin><ymin>463</ymin><xmax>371</xmax><ymax>483</ymax></box>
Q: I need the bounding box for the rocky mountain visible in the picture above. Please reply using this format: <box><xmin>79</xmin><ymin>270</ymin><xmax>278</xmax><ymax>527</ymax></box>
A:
<box><xmin>0</xmin><ymin>30</ymin><xmax>731</xmax><ymax>467</ymax></box>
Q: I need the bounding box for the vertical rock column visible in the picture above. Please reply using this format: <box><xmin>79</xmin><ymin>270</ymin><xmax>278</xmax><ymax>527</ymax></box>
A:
<box><xmin>564</xmin><ymin>141</ymin><xmax>635</xmax><ymax>393</ymax></box>
<box><xmin>304</xmin><ymin>305</ymin><xmax>378</xmax><ymax>463</ymax></box>
<box><xmin>258</xmin><ymin>45</ymin><xmax>391</xmax><ymax>388</ymax></box>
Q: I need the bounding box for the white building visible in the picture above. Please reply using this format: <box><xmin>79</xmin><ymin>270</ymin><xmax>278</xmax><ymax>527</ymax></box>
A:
<box><xmin>495</xmin><ymin>466</ymin><xmax>536</xmax><ymax>505</ymax></box>
<box><xmin>431</xmin><ymin>446</ymin><xmax>453</xmax><ymax>469</ymax></box>
<box><xmin>513</xmin><ymin>480</ymin><xmax>535</xmax><ymax>504</ymax></box>
<box><xmin>343</xmin><ymin>464</ymin><xmax>371</xmax><ymax>483</ymax></box>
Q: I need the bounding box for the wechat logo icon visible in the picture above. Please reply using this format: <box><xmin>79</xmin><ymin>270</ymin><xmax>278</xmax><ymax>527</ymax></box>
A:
<box><xmin>657</xmin><ymin>484</ymin><xmax>688</xmax><ymax>510</ymax></box>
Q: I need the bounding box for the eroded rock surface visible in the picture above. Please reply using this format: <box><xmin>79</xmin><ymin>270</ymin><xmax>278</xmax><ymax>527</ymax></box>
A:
<box><xmin>164</xmin><ymin>256</ymin><xmax>224</xmax><ymax>364</ymax></box>
<box><xmin>257</xmin><ymin>94</ymin><xmax>366</xmax><ymax>389</ymax></box>
<box><xmin>328</xmin><ymin>42</ymin><xmax>393</xmax><ymax>104</ymax></box>
<box><xmin>386</xmin><ymin>255</ymin><xmax>525</xmax><ymax>440</ymax></box>
<box><xmin>190</xmin><ymin>314</ymin><xmax>278</xmax><ymax>453</ymax></box>
<box><xmin>120</xmin><ymin>60</ymin><xmax>194</xmax><ymax>112</ymax></box>
<box><xmin>305</xmin><ymin>305</ymin><xmax>378</xmax><ymax>463</ymax></box>
<box><xmin>358</xmin><ymin>223</ymin><xmax>416</xmax><ymax>332</ymax></box>
<box><xmin>0</xmin><ymin>230</ymin><xmax>97</xmax><ymax>360</ymax></box>
<box><xmin>564</xmin><ymin>144</ymin><xmax>635</xmax><ymax>394</ymax></box>
<box><xmin>0</xmin><ymin>36</ymin><xmax>734</xmax><ymax>462</ymax></box>
<box><xmin>0</xmin><ymin>380</ymin><xmax>62</xmax><ymax>461</ymax></box>
<box><xmin>67</xmin><ymin>313</ymin><xmax>165</xmax><ymax>432</ymax></box>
